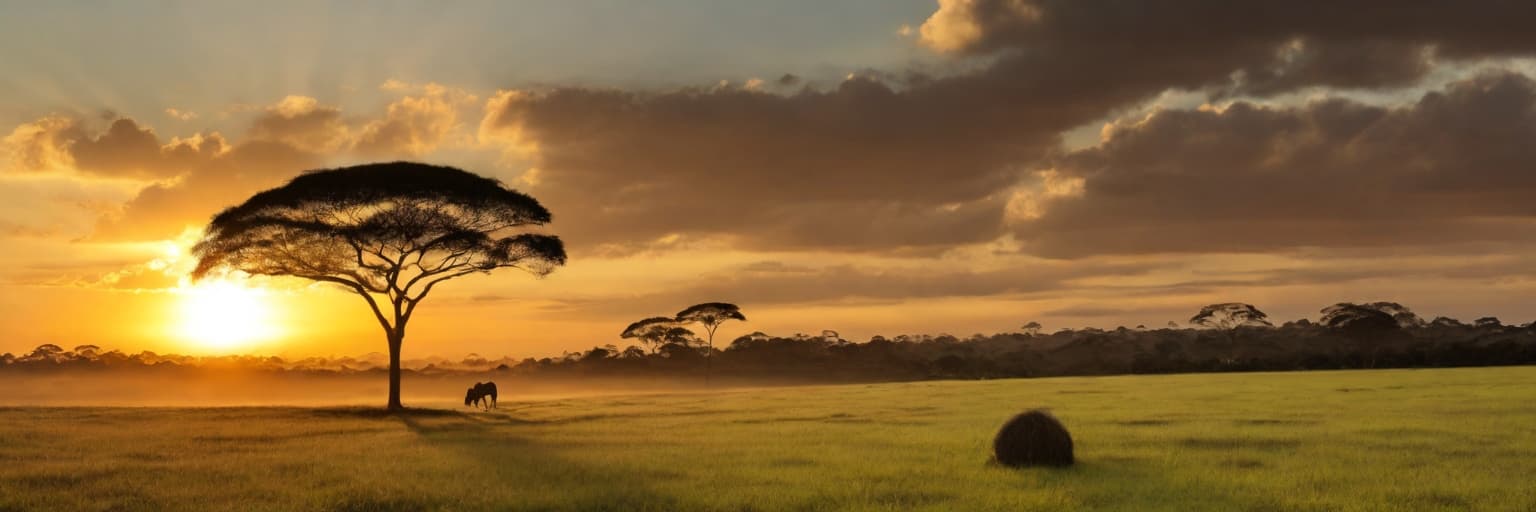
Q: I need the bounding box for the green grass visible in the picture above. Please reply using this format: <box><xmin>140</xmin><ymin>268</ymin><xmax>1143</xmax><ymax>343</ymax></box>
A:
<box><xmin>2</xmin><ymin>367</ymin><xmax>1534</xmax><ymax>511</ymax></box>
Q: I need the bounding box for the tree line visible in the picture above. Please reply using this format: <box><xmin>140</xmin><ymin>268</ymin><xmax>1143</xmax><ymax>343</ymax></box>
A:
<box><xmin>9</xmin><ymin>302</ymin><xmax>1533</xmax><ymax>382</ymax></box>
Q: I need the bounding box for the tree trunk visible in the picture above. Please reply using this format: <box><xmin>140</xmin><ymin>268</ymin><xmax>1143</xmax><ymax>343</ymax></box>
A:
<box><xmin>387</xmin><ymin>332</ymin><xmax>404</xmax><ymax>411</ymax></box>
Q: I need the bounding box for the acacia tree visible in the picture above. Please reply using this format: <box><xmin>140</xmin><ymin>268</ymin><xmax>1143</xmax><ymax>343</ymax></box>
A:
<box><xmin>620</xmin><ymin>317</ymin><xmax>697</xmax><ymax>354</ymax></box>
<box><xmin>675</xmin><ymin>302</ymin><xmax>746</xmax><ymax>385</ymax></box>
<box><xmin>191</xmin><ymin>162</ymin><xmax>566</xmax><ymax>410</ymax></box>
<box><xmin>1319</xmin><ymin>303</ymin><xmax>1401</xmax><ymax>367</ymax></box>
<box><xmin>1189</xmin><ymin>303</ymin><xmax>1273</xmax><ymax>331</ymax></box>
<box><xmin>1189</xmin><ymin>303</ymin><xmax>1272</xmax><ymax>362</ymax></box>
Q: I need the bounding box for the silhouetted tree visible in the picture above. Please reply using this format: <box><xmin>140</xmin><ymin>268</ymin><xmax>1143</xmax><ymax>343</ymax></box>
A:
<box><xmin>620</xmin><ymin>317</ymin><xmax>697</xmax><ymax>354</ymax></box>
<box><xmin>1320</xmin><ymin>303</ymin><xmax>1401</xmax><ymax>367</ymax></box>
<box><xmin>1021</xmin><ymin>321</ymin><xmax>1043</xmax><ymax>336</ymax></box>
<box><xmin>1359</xmin><ymin>301</ymin><xmax>1425</xmax><ymax>328</ymax></box>
<box><xmin>28</xmin><ymin>344</ymin><xmax>64</xmax><ymax>362</ymax></box>
<box><xmin>581</xmin><ymin>346</ymin><xmax>616</xmax><ymax>362</ymax></box>
<box><xmin>191</xmin><ymin>162</ymin><xmax>566</xmax><ymax>410</ymax></box>
<box><xmin>1189</xmin><ymin>303</ymin><xmax>1272</xmax><ymax>330</ymax></box>
<box><xmin>676</xmin><ymin>302</ymin><xmax>746</xmax><ymax>385</ymax></box>
<box><xmin>1430</xmin><ymin>316</ymin><xmax>1466</xmax><ymax>328</ymax></box>
<box><xmin>1475</xmin><ymin>317</ymin><xmax>1503</xmax><ymax>329</ymax></box>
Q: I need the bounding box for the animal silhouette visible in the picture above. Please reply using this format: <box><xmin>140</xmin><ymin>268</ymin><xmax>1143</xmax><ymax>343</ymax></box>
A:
<box><xmin>464</xmin><ymin>381</ymin><xmax>498</xmax><ymax>410</ymax></box>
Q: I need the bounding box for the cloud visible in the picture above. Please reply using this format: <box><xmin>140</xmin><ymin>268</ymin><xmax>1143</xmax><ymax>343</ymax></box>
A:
<box><xmin>2</xmin><ymin>116</ymin><xmax>225</xmax><ymax>179</ymax></box>
<box><xmin>164</xmin><ymin>108</ymin><xmax>198</xmax><ymax>121</ymax></box>
<box><xmin>3</xmin><ymin>115</ymin><xmax>83</xmax><ymax>173</ymax></box>
<box><xmin>916</xmin><ymin>0</ymin><xmax>1536</xmax><ymax>95</ymax></box>
<box><xmin>1018</xmin><ymin>71</ymin><xmax>1536</xmax><ymax>257</ymax></box>
<box><xmin>72</xmin><ymin>119</ymin><xmax>227</xmax><ymax>179</ymax></box>
<box><xmin>246</xmin><ymin>96</ymin><xmax>351</xmax><ymax>153</ymax></box>
<box><xmin>4</xmin><ymin>89</ymin><xmax>485</xmax><ymax>242</ymax></box>
<box><xmin>355</xmin><ymin>82</ymin><xmax>476</xmax><ymax>157</ymax></box>
<box><xmin>477</xmin><ymin>71</ymin><xmax>1103</xmax><ymax>253</ymax></box>
<box><xmin>91</xmin><ymin>140</ymin><xmax>321</xmax><ymax>241</ymax></box>
<box><xmin>473</xmin><ymin>2</ymin><xmax>1536</xmax><ymax>256</ymax></box>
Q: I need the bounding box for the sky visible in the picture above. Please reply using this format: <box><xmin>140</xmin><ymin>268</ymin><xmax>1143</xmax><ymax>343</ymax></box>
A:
<box><xmin>3</xmin><ymin>0</ymin><xmax>1536</xmax><ymax>359</ymax></box>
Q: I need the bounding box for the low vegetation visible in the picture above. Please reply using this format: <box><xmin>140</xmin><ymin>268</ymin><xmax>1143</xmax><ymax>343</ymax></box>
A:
<box><xmin>1</xmin><ymin>367</ymin><xmax>1533</xmax><ymax>511</ymax></box>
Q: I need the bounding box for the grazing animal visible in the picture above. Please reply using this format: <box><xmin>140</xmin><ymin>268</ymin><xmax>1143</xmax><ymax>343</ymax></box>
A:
<box><xmin>464</xmin><ymin>381</ymin><xmax>498</xmax><ymax>410</ymax></box>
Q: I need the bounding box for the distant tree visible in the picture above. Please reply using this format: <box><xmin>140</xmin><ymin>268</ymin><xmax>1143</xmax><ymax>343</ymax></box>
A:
<box><xmin>1475</xmin><ymin>317</ymin><xmax>1503</xmax><ymax>329</ymax></box>
<box><xmin>1021</xmin><ymin>321</ymin><xmax>1043</xmax><ymax>336</ymax></box>
<box><xmin>1358</xmin><ymin>302</ymin><xmax>1424</xmax><ymax>328</ymax></box>
<box><xmin>581</xmin><ymin>346</ymin><xmax>616</xmax><ymax>362</ymax></box>
<box><xmin>1429</xmin><ymin>316</ymin><xmax>1466</xmax><ymax>328</ymax></box>
<box><xmin>621</xmin><ymin>317</ymin><xmax>697</xmax><ymax>354</ymax></box>
<box><xmin>72</xmin><ymin>345</ymin><xmax>101</xmax><ymax>358</ymax></box>
<box><xmin>1320</xmin><ymin>303</ymin><xmax>1401</xmax><ymax>367</ymax></box>
<box><xmin>28</xmin><ymin>344</ymin><xmax>64</xmax><ymax>361</ymax></box>
<box><xmin>619</xmin><ymin>345</ymin><xmax>647</xmax><ymax>359</ymax></box>
<box><xmin>191</xmin><ymin>162</ymin><xmax>566</xmax><ymax>410</ymax></box>
<box><xmin>1189</xmin><ymin>303</ymin><xmax>1273</xmax><ymax>331</ymax></box>
<box><xmin>676</xmin><ymin>302</ymin><xmax>746</xmax><ymax>385</ymax></box>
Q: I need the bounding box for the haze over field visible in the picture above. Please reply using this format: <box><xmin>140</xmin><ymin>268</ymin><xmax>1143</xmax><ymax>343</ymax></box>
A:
<box><xmin>4</xmin><ymin>1</ymin><xmax>1536</xmax><ymax>362</ymax></box>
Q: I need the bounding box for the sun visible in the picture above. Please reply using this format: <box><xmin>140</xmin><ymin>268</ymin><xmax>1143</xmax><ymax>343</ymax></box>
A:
<box><xmin>173</xmin><ymin>279</ymin><xmax>283</xmax><ymax>352</ymax></box>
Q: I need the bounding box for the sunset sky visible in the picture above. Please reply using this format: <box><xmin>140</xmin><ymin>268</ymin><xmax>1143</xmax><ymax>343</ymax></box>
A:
<box><xmin>4</xmin><ymin>1</ymin><xmax>1536</xmax><ymax>359</ymax></box>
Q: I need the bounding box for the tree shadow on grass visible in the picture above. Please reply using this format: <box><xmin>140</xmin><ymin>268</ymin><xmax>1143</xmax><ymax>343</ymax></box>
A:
<box><xmin>370</xmin><ymin>408</ymin><xmax>681</xmax><ymax>511</ymax></box>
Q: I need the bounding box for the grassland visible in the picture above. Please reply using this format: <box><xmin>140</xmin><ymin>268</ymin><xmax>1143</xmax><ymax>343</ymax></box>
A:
<box><xmin>1</xmin><ymin>367</ymin><xmax>1533</xmax><ymax>511</ymax></box>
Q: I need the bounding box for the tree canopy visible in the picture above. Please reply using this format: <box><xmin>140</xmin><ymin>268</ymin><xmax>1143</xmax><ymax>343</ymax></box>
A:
<box><xmin>191</xmin><ymin>161</ymin><xmax>565</xmax><ymax>409</ymax></box>
<box><xmin>1190</xmin><ymin>303</ymin><xmax>1273</xmax><ymax>330</ymax></box>
<box><xmin>620</xmin><ymin>317</ymin><xmax>698</xmax><ymax>353</ymax></box>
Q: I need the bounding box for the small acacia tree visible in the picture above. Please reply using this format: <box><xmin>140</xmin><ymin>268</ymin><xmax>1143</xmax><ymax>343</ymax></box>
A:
<box><xmin>192</xmin><ymin>162</ymin><xmax>566</xmax><ymax>410</ymax></box>
<box><xmin>1189</xmin><ymin>303</ymin><xmax>1272</xmax><ymax>331</ymax></box>
<box><xmin>1319</xmin><ymin>303</ymin><xmax>1401</xmax><ymax>367</ymax></box>
<box><xmin>675</xmin><ymin>302</ymin><xmax>746</xmax><ymax>385</ymax></box>
<box><xmin>620</xmin><ymin>317</ymin><xmax>697</xmax><ymax>354</ymax></box>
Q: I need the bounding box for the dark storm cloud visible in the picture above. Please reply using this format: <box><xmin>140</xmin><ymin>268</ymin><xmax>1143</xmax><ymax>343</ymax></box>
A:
<box><xmin>1021</xmin><ymin>71</ymin><xmax>1536</xmax><ymax>257</ymax></box>
<box><xmin>480</xmin><ymin>1</ymin><xmax>1536</xmax><ymax>256</ymax></box>
<box><xmin>919</xmin><ymin>0</ymin><xmax>1536</xmax><ymax>95</ymax></box>
<box><xmin>479</xmin><ymin>68</ymin><xmax>1155</xmax><ymax>253</ymax></box>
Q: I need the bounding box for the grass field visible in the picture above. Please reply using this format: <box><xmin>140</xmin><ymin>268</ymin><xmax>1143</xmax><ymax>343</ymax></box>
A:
<box><xmin>1</xmin><ymin>367</ymin><xmax>1533</xmax><ymax>511</ymax></box>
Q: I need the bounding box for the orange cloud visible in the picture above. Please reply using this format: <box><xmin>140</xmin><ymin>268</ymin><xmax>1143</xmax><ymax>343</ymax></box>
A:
<box><xmin>355</xmin><ymin>82</ymin><xmax>477</xmax><ymax>157</ymax></box>
<box><xmin>164</xmin><ymin>108</ymin><xmax>198</xmax><ymax>121</ymax></box>
<box><xmin>3</xmin><ymin>116</ymin><xmax>225</xmax><ymax>179</ymax></box>
<box><xmin>246</xmin><ymin>96</ymin><xmax>351</xmax><ymax>153</ymax></box>
<box><xmin>2</xmin><ymin>115</ymin><xmax>82</xmax><ymax>173</ymax></box>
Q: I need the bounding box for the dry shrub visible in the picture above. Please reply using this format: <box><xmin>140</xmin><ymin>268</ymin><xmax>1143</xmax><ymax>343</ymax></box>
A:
<box><xmin>993</xmin><ymin>409</ymin><xmax>1074</xmax><ymax>467</ymax></box>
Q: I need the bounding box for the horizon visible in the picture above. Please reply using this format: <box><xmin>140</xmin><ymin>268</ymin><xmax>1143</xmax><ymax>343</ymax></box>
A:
<box><xmin>4</xmin><ymin>1</ymin><xmax>1536</xmax><ymax>361</ymax></box>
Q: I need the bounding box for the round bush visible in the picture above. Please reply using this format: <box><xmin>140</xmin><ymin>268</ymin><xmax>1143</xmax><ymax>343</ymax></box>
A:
<box><xmin>993</xmin><ymin>409</ymin><xmax>1074</xmax><ymax>467</ymax></box>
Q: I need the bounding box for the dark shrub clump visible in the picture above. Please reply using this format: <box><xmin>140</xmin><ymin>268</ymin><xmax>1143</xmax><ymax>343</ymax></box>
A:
<box><xmin>993</xmin><ymin>409</ymin><xmax>1074</xmax><ymax>467</ymax></box>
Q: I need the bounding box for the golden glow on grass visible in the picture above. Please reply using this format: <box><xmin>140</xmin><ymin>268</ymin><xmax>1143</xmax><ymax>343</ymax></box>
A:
<box><xmin>172</xmin><ymin>278</ymin><xmax>283</xmax><ymax>352</ymax></box>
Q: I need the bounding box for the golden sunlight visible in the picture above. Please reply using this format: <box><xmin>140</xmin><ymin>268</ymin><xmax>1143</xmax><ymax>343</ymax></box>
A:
<box><xmin>172</xmin><ymin>279</ymin><xmax>283</xmax><ymax>352</ymax></box>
